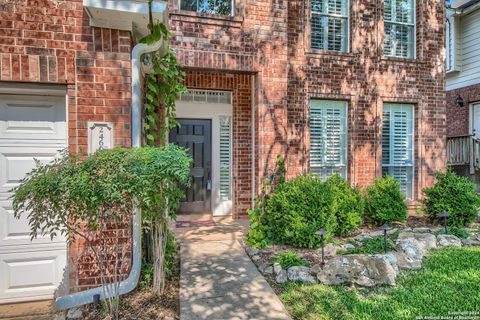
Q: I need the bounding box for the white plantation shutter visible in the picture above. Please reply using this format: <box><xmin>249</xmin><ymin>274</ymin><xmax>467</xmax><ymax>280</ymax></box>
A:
<box><xmin>384</xmin><ymin>0</ymin><xmax>415</xmax><ymax>58</ymax></box>
<box><xmin>310</xmin><ymin>100</ymin><xmax>348</xmax><ymax>180</ymax></box>
<box><xmin>382</xmin><ymin>104</ymin><xmax>414</xmax><ymax>198</ymax></box>
<box><xmin>311</xmin><ymin>0</ymin><xmax>349</xmax><ymax>52</ymax></box>
<box><xmin>219</xmin><ymin>116</ymin><xmax>232</xmax><ymax>201</ymax></box>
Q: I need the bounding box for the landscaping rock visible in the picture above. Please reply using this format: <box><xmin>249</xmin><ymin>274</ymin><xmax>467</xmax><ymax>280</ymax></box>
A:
<box><xmin>251</xmin><ymin>254</ymin><xmax>261</xmax><ymax>264</ymax></box>
<box><xmin>462</xmin><ymin>234</ymin><xmax>480</xmax><ymax>246</ymax></box>
<box><xmin>387</xmin><ymin>228</ymin><xmax>399</xmax><ymax>236</ymax></box>
<box><xmin>245</xmin><ymin>247</ymin><xmax>259</xmax><ymax>257</ymax></box>
<box><xmin>375</xmin><ymin>253</ymin><xmax>399</xmax><ymax>274</ymax></box>
<box><xmin>273</xmin><ymin>262</ymin><xmax>282</xmax><ymax>275</ymax></box>
<box><xmin>394</xmin><ymin>252</ymin><xmax>422</xmax><ymax>270</ymax></box>
<box><xmin>345</xmin><ymin>243</ymin><xmax>356</xmax><ymax>250</ymax></box>
<box><xmin>310</xmin><ymin>264</ymin><xmax>322</xmax><ymax>275</ymax></box>
<box><xmin>287</xmin><ymin>266</ymin><xmax>316</xmax><ymax>284</ymax></box>
<box><xmin>323</xmin><ymin>243</ymin><xmax>341</xmax><ymax>257</ymax></box>
<box><xmin>356</xmin><ymin>230</ymin><xmax>383</xmax><ymax>240</ymax></box>
<box><xmin>397</xmin><ymin>232</ymin><xmax>437</xmax><ymax>251</ymax></box>
<box><xmin>317</xmin><ymin>255</ymin><xmax>396</xmax><ymax>287</ymax></box>
<box><xmin>67</xmin><ymin>307</ymin><xmax>82</xmax><ymax>319</ymax></box>
<box><xmin>412</xmin><ymin>227</ymin><xmax>431</xmax><ymax>233</ymax></box>
<box><xmin>276</xmin><ymin>270</ymin><xmax>288</xmax><ymax>284</ymax></box>
<box><xmin>263</xmin><ymin>266</ymin><xmax>274</xmax><ymax>275</ymax></box>
<box><xmin>396</xmin><ymin>238</ymin><xmax>425</xmax><ymax>261</ymax></box>
<box><xmin>437</xmin><ymin>234</ymin><xmax>462</xmax><ymax>247</ymax></box>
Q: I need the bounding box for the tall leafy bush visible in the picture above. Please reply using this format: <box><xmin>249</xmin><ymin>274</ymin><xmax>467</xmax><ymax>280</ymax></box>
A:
<box><xmin>264</xmin><ymin>175</ymin><xmax>336</xmax><ymax>248</ymax></box>
<box><xmin>325</xmin><ymin>175</ymin><xmax>364</xmax><ymax>236</ymax></box>
<box><xmin>364</xmin><ymin>176</ymin><xmax>407</xmax><ymax>224</ymax></box>
<box><xmin>12</xmin><ymin>145</ymin><xmax>191</xmax><ymax>317</ymax></box>
<box><xmin>422</xmin><ymin>168</ymin><xmax>480</xmax><ymax>227</ymax></box>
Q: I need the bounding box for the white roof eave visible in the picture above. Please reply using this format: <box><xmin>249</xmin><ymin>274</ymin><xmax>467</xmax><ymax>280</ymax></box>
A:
<box><xmin>83</xmin><ymin>0</ymin><xmax>168</xmax><ymax>40</ymax></box>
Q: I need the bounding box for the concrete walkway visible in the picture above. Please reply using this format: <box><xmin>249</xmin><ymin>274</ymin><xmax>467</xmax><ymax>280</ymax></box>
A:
<box><xmin>176</xmin><ymin>218</ymin><xmax>291</xmax><ymax>320</ymax></box>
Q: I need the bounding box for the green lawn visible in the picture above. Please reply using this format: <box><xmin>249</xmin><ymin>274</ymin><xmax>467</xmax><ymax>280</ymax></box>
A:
<box><xmin>280</xmin><ymin>247</ymin><xmax>480</xmax><ymax>320</ymax></box>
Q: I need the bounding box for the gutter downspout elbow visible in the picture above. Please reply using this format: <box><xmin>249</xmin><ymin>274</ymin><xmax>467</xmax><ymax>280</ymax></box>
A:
<box><xmin>55</xmin><ymin>38</ymin><xmax>166</xmax><ymax>311</ymax></box>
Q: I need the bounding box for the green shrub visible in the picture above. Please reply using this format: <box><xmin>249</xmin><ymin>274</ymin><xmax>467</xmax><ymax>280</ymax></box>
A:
<box><xmin>325</xmin><ymin>175</ymin><xmax>364</xmax><ymax>236</ymax></box>
<box><xmin>266</xmin><ymin>175</ymin><xmax>336</xmax><ymax>248</ymax></box>
<box><xmin>440</xmin><ymin>226</ymin><xmax>472</xmax><ymax>239</ymax></box>
<box><xmin>422</xmin><ymin>168</ymin><xmax>480</xmax><ymax>227</ymax></box>
<box><xmin>364</xmin><ymin>176</ymin><xmax>407</xmax><ymax>225</ymax></box>
<box><xmin>341</xmin><ymin>236</ymin><xmax>395</xmax><ymax>255</ymax></box>
<box><xmin>274</xmin><ymin>251</ymin><xmax>307</xmax><ymax>269</ymax></box>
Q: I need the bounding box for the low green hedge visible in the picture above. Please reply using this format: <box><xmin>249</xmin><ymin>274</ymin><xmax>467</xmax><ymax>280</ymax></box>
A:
<box><xmin>364</xmin><ymin>176</ymin><xmax>407</xmax><ymax>225</ymax></box>
<box><xmin>422</xmin><ymin>168</ymin><xmax>480</xmax><ymax>227</ymax></box>
<box><xmin>247</xmin><ymin>175</ymin><xmax>364</xmax><ymax>248</ymax></box>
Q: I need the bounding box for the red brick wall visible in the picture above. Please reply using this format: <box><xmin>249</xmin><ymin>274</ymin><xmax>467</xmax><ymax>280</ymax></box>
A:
<box><xmin>169</xmin><ymin>0</ymin><xmax>446</xmax><ymax>202</ymax></box>
<box><xmin>0</xmin><ymin>0</ymin><xmax>133</xmax><ymax>154</ymax></box>
<box><xmin>0</xmin><ymin>0</ymin><xmax>133</xmax><ymax>293</ymax></box>
<box><xmin>446</xmin><ymin>83</ymin><xmax>480</xmax><ymax>137</ymax></box>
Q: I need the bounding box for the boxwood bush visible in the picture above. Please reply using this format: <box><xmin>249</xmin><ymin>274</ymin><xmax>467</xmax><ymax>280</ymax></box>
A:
<box><xmin>422</xmin><ymin>168</ymin><xmax>480</xmax><ymax>227</ymax></box>
<box><xmin>263</xmin><ymin>175</ymin><xmax>337</xmax><ymax>248</ymax></box>
<box><xmin>364</xmin><ymin>176</ymin><xmax>407</xmax><ymax>225</ymax></box>
<box><xmin>325</xmin><ymin>175</ymin><xmax>364</xmax><ymax>236</ymax></box>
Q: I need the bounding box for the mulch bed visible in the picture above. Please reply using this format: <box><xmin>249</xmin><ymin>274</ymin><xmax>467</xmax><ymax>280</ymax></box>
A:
<box><xmin>83</xmin><ymin>249</ymin><xmax>180</xmax><ymax>320</ymax></box>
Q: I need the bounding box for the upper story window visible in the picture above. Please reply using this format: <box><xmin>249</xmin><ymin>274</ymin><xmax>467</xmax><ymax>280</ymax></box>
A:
<box><xmin>311</xmin><ymin>0</ymin><xmax>349</xmax><ymax>52</ymax></box>
<box><xmin>384</xmin><ymin>0</ymin><xmax>415</xmax><ymax>58</ymax></box>
<box><xmin>180</xmin><ymin>0</ymin><xmax>234</xmax><ymax>15</ymax></box>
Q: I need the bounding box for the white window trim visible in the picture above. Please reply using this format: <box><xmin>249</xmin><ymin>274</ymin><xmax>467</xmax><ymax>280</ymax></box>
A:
<box><xmin>309</xmin><ymin>99</ymin><xmax>349</xmax><ymax>180</ymax></box>
<box><xmin>311</xmin><ymin>0</ymin><xmax>350</xmax><ymax>53</ymax></box>
<box><xmin>446</xmin><ymin>13</ymin><xmax>460</xmax><ymax>73</ymax></box>
<box><xmin>176</xmin><ymin>90</ymin><xmax>233</xmax><ymax>216</ymax></box>
<box><xmin>382</xmin><ymin>103</ymin><xmax>415</xmax><ymax>199</ymax></box>
<box><xmin>384</xmin><ymin>0</ymin><xmax>417</xmax><ymax>59</ymax></box>
<box><xmin>178</xmin><ymin>0</ymin><xmax>235</xmax><ymax>16</ymax></box>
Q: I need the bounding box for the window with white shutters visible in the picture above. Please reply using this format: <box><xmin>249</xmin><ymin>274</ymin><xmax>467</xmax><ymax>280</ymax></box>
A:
<box><xmin>382</xmin><ymin>104</ymin><xmax>414</xmax><ymax>198</ymax></box>
<box><xmin>219</xmin><ymin>116</ymin><xmax>232</xmax><ymax>201</ymax></box>
<box><xmin>311</xmin><ymin>0</ymin><xmax>349</xmax><ymax>52</ymax></box>
<box><xmin>310</xmin><ymin>100</ymin><xmax>348</xmax><ymax>180</ymax></box>
<box><xmin>384</xmin><ymin>0</ymin><xmax>415</xmax><ymax>58</ymax></box>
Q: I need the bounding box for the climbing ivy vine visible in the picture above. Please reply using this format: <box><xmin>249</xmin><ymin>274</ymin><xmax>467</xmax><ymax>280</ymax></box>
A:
<box><xmin>138</xmin><ymin>6</ymin><xmax>189</xmax><ymax>294</ymax></box>
<box><xmin>140</xmin><ymin>23</ymin><xmax>187</xmax><ymax>146</ymax></box>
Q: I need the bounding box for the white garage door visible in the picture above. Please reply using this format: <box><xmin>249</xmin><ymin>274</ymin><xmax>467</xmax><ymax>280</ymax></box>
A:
<box><xmin>0</xmin><ymin>94</ymin><xmax>67</xmax><ymax>304</ymax></box>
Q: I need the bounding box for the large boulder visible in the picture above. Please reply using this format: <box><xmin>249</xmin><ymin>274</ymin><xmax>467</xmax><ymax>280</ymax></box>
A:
<box><xmin>437</xmin><ymin>234</ymin><xmax>462</xmax><ymax>247</ymax></box>
<box><xmin>374</xmin><ymin>253</ymin><xmax>399</xmax><ymax>274</ymax></box>
<box><xmin>397</xmin><ymin>232</ymin><xmax>437</xmax><ymax>251</ymax></box>
<box><xmin>316</xmin><ymin>255</ymin><xmax>397</xmax><ymax>287</ymax></box>
<box><xmin>462</xmin><ymin>234</ymin><xmax>480</xmax><ymax>246</ymax></box>
<box><xmin>396</xmin><ymin>238</ymin><xmax>425</xmax><ymax>260</ymax></box>
<box><xmin>287</xmin><ymin>266</ymin><xmax>316</xmax><ymax>284</ymax></box>
<box><xmin>394</xmin><ymin>252</ymin><xmax>422</xmax><ymax>270</ymax></box>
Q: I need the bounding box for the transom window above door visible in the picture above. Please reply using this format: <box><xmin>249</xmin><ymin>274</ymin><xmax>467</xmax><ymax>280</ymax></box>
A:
<box><xmin>384</xmin><ymin>0</ymin><xmax>415</xmax><ymax>58</ymax></box>
<box><xmin>180</xmin><ymin>0</ymin><xmax>234</xmax><ymax>15</ymax></box>
<box><xmin>310</xmin><ymin>100</ymin><xmax>348</xmax><ymax>180</ymax></box>
<box><xmin>311</xmin><ymin>0</ymin><xmax>349</xmax><ymax>52</ymax></box>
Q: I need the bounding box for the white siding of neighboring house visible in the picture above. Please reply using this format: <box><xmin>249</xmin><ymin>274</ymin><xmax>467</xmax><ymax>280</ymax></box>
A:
<box><xmin>446</xmin><ymin>8</ymin><xmax>480</xmax><ymax>91</ymax></box>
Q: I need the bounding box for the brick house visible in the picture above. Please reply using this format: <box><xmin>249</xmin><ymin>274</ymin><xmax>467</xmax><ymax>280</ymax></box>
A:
<box><xmin>0</xmin><ymin>0</ymin><xmax>445</xmax><ymax>312</ymax></box>
<box><xmin>445</xmin><ymin>0</ymin><xmax>480</xmax><ymax>186</ymax></box>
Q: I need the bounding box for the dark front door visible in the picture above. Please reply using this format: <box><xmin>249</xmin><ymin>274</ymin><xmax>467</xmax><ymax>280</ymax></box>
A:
<box><xmin>169</xmin><ymin>119</ymin><xmax>212</xmax><ymax>213</ymax></box>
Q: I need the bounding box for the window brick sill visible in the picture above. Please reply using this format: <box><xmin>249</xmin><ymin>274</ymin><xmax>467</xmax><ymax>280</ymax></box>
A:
<box><xmin>381</xmin><ymin>56</ymin><xmax>426</xmax><ymax>65</ymax></box>
<box><xmin>170</xmin><ymin>10</ymin><xmax>243</xmax><ymax>28</ymax></box>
